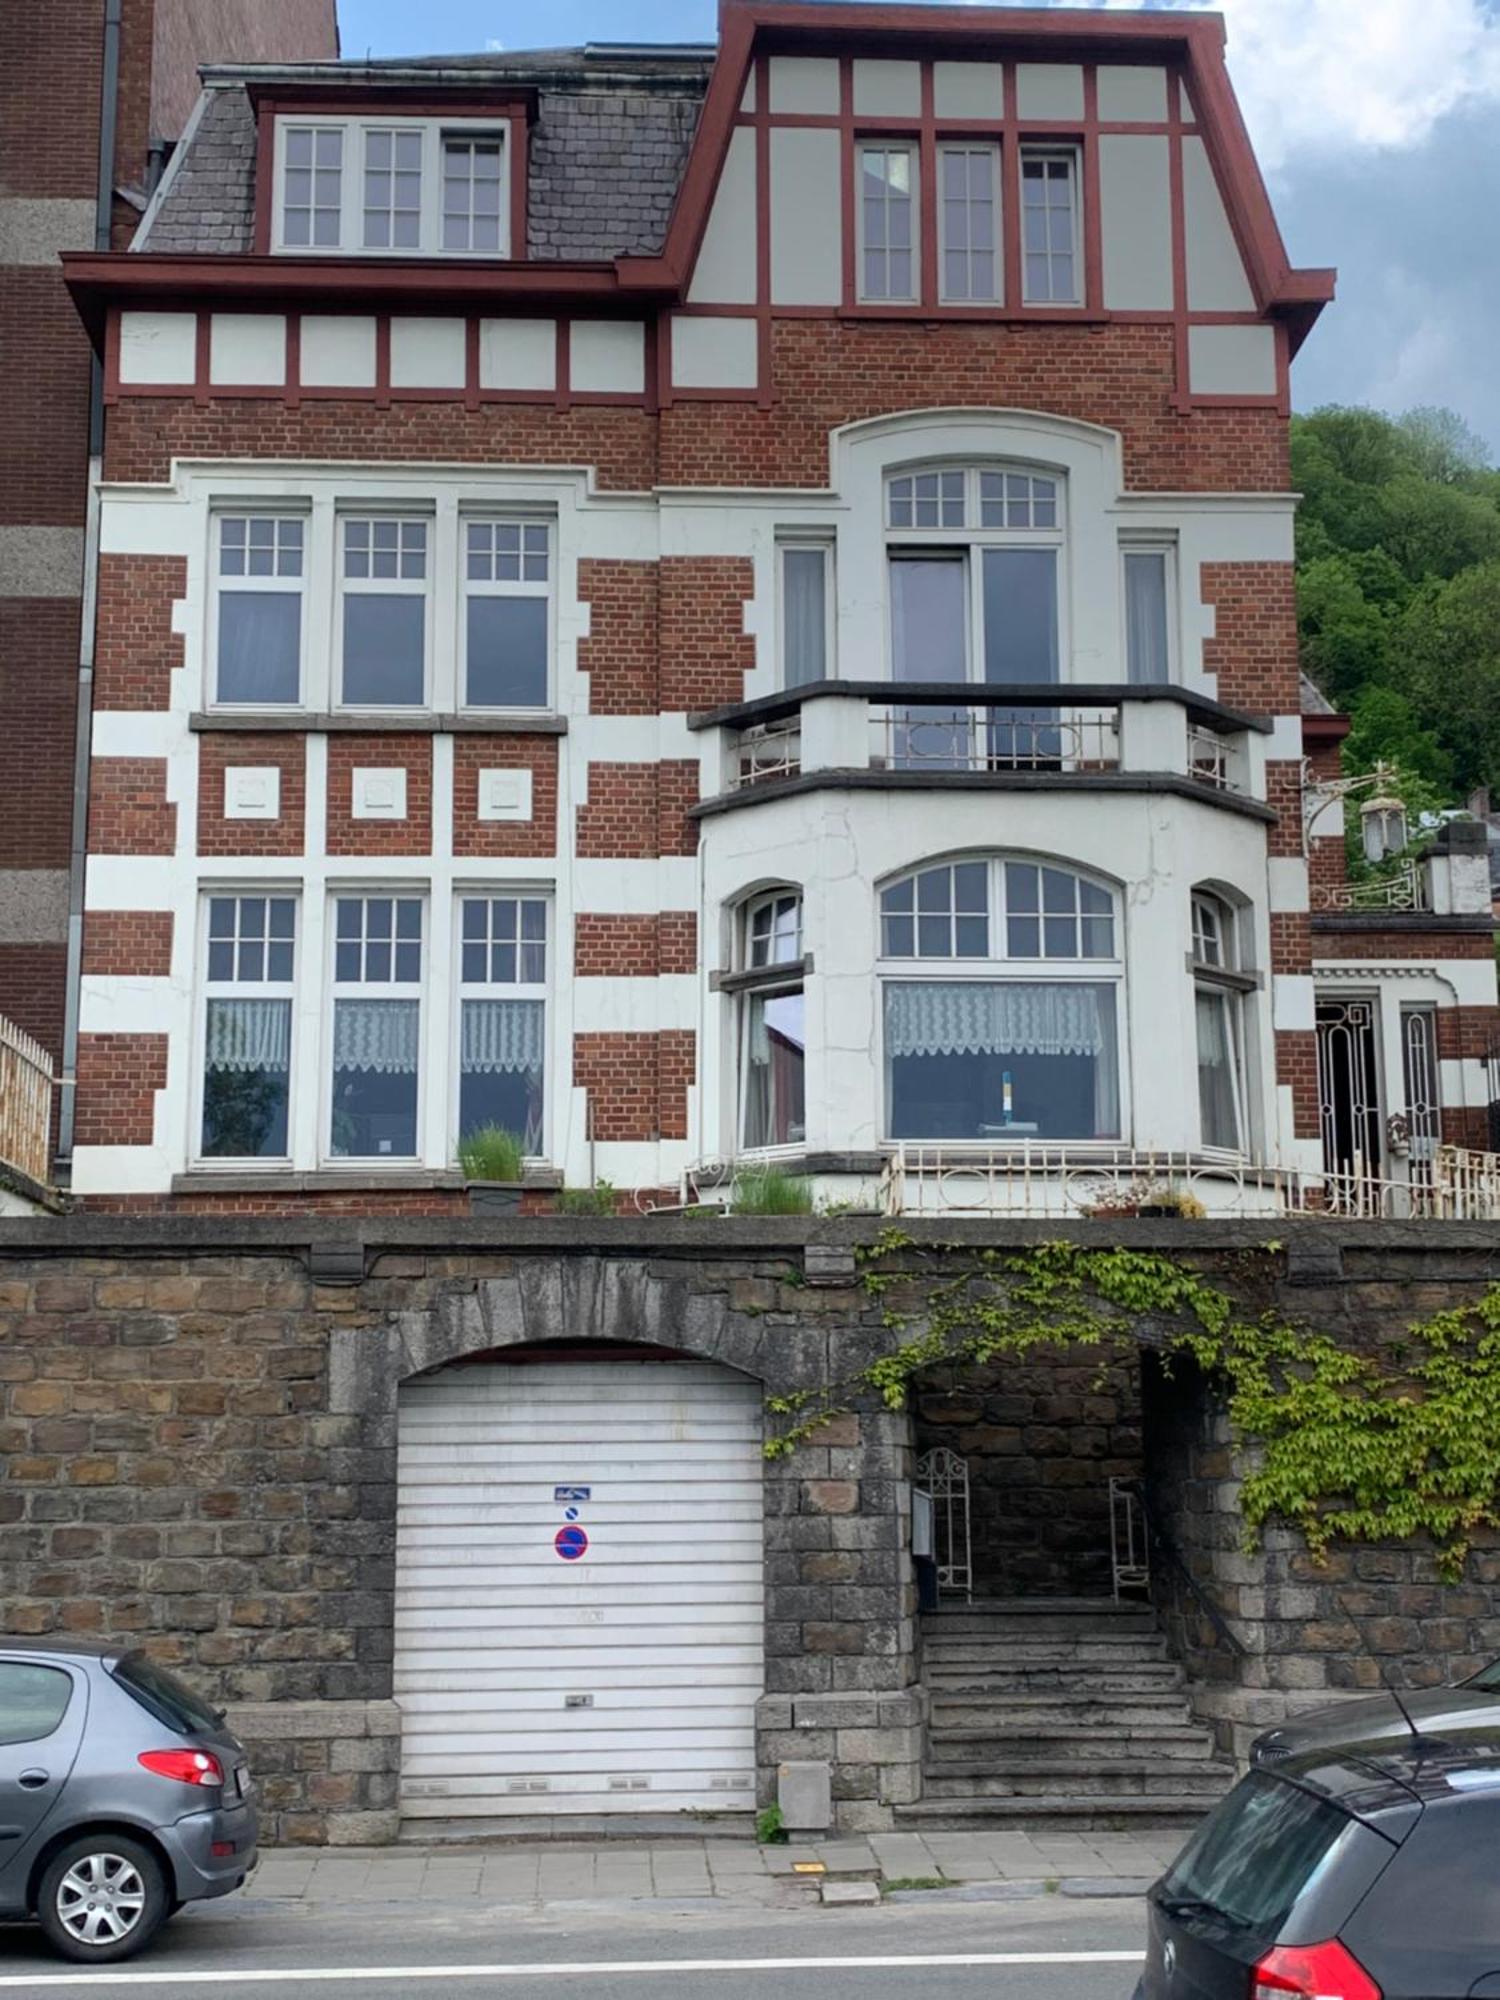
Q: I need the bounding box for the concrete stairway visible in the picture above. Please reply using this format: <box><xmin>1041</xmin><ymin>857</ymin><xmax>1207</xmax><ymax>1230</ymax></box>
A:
<box><xmin>896</xmin><ymin>1598</ymin><xmax>1235</xmax><ymax>1832</ymax></box>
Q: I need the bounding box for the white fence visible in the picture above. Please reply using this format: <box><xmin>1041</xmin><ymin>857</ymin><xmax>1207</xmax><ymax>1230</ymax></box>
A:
<box><xmin>0</xmin><ymin>1015</ymin><xmax>55</xmax><ymax>1187</ymax></box>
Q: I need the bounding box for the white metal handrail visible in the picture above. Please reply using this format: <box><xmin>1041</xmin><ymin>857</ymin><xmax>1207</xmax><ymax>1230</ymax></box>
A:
<box><xmin>0</xmin><ymin>1014</ymin><xmax>55</xmax><ymax>1187</ymax></box>
<box><xmin>733</xmin><ymin>719</ymin><xmax>801</xmax><ymax>789</ymax></box>
<box><xmin>914</xmin><ymin>1448</ymin><xmax>972</xmax><ymax>1602</ymax></box>
<box><xmin>1310</xmin><ymin>863</ymin><xmax>1430</xmax><ymax>912</ymax></box>
<box><xmin>1110</xmin><ymin>1477</ymin><xmax>1151</xmax><ymax>1599</ymax></box>
<box><xmin>881</xmin><ymin>706</ymin><xmax>1120</xmax><ymax>775</ymax></box>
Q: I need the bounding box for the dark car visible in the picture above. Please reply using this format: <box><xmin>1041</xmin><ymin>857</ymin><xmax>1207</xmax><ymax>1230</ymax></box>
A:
<box><xmin>1252</xmin><ymin>1659</ymin><xmax>1500</xmax><ymax>1766</ymax></box>
<box><xmin>1138</xmin><ymin>1738</ymin><xmax>1500</xmax><ymax>2000</ymax></box>
<box><xmin>0</xmin><ymin>1639</ymin><xmax>256</xmax><ymax>1962</ymax></box>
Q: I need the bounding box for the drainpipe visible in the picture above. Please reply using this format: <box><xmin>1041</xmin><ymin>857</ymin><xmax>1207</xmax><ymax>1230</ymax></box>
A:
<box><xmin>56</xmin><ymin>0</ymin><xmax>122</xmax><ymax>1176</ymax></box>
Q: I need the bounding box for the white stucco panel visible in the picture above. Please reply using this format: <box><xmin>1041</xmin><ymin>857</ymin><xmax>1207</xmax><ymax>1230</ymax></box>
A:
<box><xmin>1015</xmin><ymin>63</ymin><xmax>1085</xmax><ymax>119</ymax></box>
<box><xmin>853</xmin><ymin>58</ymin><xmax>921</xmax><ymax>115</ymax></box>
<box><xmin>1272</xmin><ymin>975</ymin><xmax>1316</xmax><ymax>1032</ymax></box>
<box><xmin>770</xmin><ymin>128</ymin><xmax>842</xmax><ymax>307</ymax></box>
<box><xmin>767</xmin><ymin>55</ymin><xmax>839</xmax><ymax>113</ymax></box>
<box><xmin>1267</xmin><ymin>857</ymin><xmax>1310</xmax><ymax>914</ymax></box>
<box><xmin>300</xmin><ymin>314</ymin><xmax>377</xmax><ymax>388</ymax></box>
<box><xmin>389</xmin><ymin>316</ymin><xmax>466</xmax><ymax>389</ymax></box>
<box><xmin>1189</xmin><ymin>324</ymin><xmax>1277</xmax><ymax>397</ymax></box>
<box><xmin>571</xmin><ymin>320</ymin><xmax>645</xmax><ymax>394</ymax></box>
<box><xmin>671</xmin><ymin>315</ymin><xmax>759</xmax><ymax>391</ymax></box>
<box><xmin>1099</xmin><ymin>136</ymin><xmax>1173</xmax><ymax>310</ymax></box>
<box><xmin>1096</xmin><ymin>64</ymin><xmax>1170</xmax><ymax>122</ymax></box>
<box><xmin>1182</xmin><ymin>136</ymin><xmax>1255</xmax><ymax>311</ymax></box>
<box><xmin>119</xmin><ymin>311</ymin><xmax>196</xmax><ymax>384</ymax></box>
<box><xmin>209</xmin><ymin>314</ymin><xmax>286</xmax><ymax>386</ymax></box>
<box><xmin>688</xmin><ymin>127</ymin><xmax>758</xmax><ymax>306</ymax></box>
<box><xmin>479</xmin><ymin>317</ymin><xmax>557</xmax><ymax>391</ymax></box>
<box><xmin>932</xmin><ymin>61</ymin><xmax>1003</xmax><ymax>119</ymax></box>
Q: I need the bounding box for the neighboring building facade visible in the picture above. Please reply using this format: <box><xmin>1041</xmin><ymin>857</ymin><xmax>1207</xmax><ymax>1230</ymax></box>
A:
<box><xmin>13</xmin><ymin>0</ymin><xmax>1497</xmax><ymax>1838</ymax></box>
<box><xmin>0</xmin><ymin>0</ymin><xmax>337</xmax><ymax>1166</ymax></box>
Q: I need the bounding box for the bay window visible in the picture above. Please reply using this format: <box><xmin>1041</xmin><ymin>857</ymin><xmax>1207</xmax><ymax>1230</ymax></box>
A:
<box><xmin>214</xmin><ymin>514</ymin><xmax>304</xmax><ymax>706</ymax></box>
<box><xmin>339</xmin><ymin>516</ymin><xmax>429</xmax><ymax>706</ymax></box>
<box><xmin>885</xmin><ymin>465</ymin><xmax>1062</xmax><ymax>769</ymax></box>
<box><xmin>200</xmin><ymin>895</ymin><xmax>296</xmax><ymax>1159</ymax></box>
<box><xmin>275</xmin><ymin>117</ymin><xmax>510</xmax><ymax>257</ymax></box>
<box><xmin>738</xmin><ymin>891</ymin><xmax>806</xmax><ymax>1152</ymax></box>
<box><xmin>329</xmin><ymin>895</ymin><xmax>423</xmax><ymax>1160</ymax></box>
<box><xmin>1192</xmin><ymin>891</ymin><xmax>1249</xmax><ymax>1152</ymax></box>
<box><xmin>457</xmin><ymin>894</ymin><xmax>548</xmax><ymax>1156</ymax></box>
<box><xmin>880</xmin><ymin>858</ymin><xmax>1121</xmax><ymax>1142</ymax></box>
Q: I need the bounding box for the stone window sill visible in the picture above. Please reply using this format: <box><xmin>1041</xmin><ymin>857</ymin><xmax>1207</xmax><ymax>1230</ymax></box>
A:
<box><xmin>190</xmin><ymin>712</ymin><xmax>568</xmax><ymax>736</ymax></box>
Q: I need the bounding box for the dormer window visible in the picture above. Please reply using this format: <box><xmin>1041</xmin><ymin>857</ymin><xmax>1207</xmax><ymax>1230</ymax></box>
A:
<box><xmin>274</xmin><ymin>116</ymin><xmax>512</xmax><ymax>258</ymax></box>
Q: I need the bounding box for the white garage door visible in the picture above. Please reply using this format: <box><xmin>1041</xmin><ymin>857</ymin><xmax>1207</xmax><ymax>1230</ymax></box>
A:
<box><xmin>394</xmin><ymin>1357</ymin><xmax>765</xmax><ymax>1819</ymax></box>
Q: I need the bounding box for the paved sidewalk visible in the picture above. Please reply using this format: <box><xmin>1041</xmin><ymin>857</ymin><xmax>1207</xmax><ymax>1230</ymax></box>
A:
<box><xmin>250</xmin><ymin>1826</ymin><xmax>1178</xmax><ymax>1910</ymax></box>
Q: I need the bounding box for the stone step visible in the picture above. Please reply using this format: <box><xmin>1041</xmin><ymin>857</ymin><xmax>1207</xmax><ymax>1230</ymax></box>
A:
<box><xmin>921</xmin><ymin>1761</ymin><xmax>1232</xmax><ymax>1800</ymax></box>
<box><xmin>924</xmin><ymin>1613</ymin><xmax>1160</xmax><ymax>1641</ymax></box>
<box><xmin>894</xmin><ymin>1795</ymin><xmax>1215</xmax><ymax>1833</ymax></box>
<box><xmin>926</xmin><ymin>1665</ymin><xmax>1185</xmax><ymax>1696</ymax></box>
<box><xmin>928</xmin><ymin>1724</ymin><xmax>1214</xmax><ymax>1762</ymax></box>
<box><xmin>927</xmin><ymin>1692</ymin><xmax>1192</xmax><ymax>1730</ymax></box>
<box><xmin>923</xmin><ymin>1637</ymin><xmax>1171</xmax><ymax>1663</ymax></box>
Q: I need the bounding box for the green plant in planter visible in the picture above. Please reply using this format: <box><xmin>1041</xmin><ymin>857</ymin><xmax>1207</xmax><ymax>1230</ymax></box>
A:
<box><xmin>730</xmin><ymin>1166</ymin><xmax>814</xmax><ymax>1215</ymax></box>
<box><xmin>555</xmin><ymin>1181</ymin><xmax>618</xmax><ymax>1217</ymax></box>
<box><xmin>457</xmin><ymin>1125</ymin><xmax>526</xmax><ymax>1182</ymax></box>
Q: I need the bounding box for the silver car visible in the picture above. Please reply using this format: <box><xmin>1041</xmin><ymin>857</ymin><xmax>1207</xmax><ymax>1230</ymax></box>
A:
<box><xmin>1252</xmin><ymin>1659</ymin><xmax>1500</xmax><ymax>1765</ymax></box>
<box><xmin>0</xmin><ymin>1639</ymin><xmax>257</xmax><ymax>1962</ymax></box>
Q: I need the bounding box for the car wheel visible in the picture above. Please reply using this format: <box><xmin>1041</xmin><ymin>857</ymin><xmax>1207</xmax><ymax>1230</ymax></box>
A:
<box><xmin>36</xmin><ymin>1833</ymin><xmax>169</xmax><ymax>1963</ymax></box>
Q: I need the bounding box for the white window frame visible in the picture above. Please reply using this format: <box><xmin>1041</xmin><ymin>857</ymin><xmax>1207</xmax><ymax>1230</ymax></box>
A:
<box><xmin>272</xmin><ymin>115</ymin><xmax>511</xmax><ymax>257</ymax></box>
<box><xmin>883</xmin><ymin>463</ymin><xmax>1069</xmax><ymax>707</ymax></box>
<box><xmin>210</xmin><ymin>509</ymin><xmax>308</xmax><ymax>710</ymax></box>
<box><xmin>192</xmin><ymin>890</ymin><xmax>300</xmax><ymax>1169</ymax></box>
<box><xmin>325</xmin><ymin>891</ymin><xmax>426</xmax><ymax>1167</ymax></box>
<box><xmin>777</xmin><ymin>538</ymin><xmax>835</xmax><ymax>690</ymax></box>
<box><xmin>1121</xmin><ymin>540</ymin><xmax>1176</xmax><ymax>687</ymax></box>
<box><xmin>857</xmin><ymin>140</ymin><xmax>919</xmax><ymax>304</ymax></box>
<box><xmin>736</xmin><ymin>890</ymin><xmax>807</xmax><ymax>1157</ymax></box>
<box><xmin>877</xmin><ymin>856</ymin><xmax>1126</xmax><ymax>1146</ymax></box>
<box><xmin>459</xmin><ymin>514</ymin><xmax>554</xmax><ymax>713</ymax></box>
<box><xmin>938</xmin><ymin>143</ymin><xmax>1001</xmax><ymax>304</ymax></box>
<box><xmin>278</xmin><ymin>124</ymin><xmax>345</xmax><ymax>249</ymax></box>
<box><xmin>334</xmin><ymin>511</ymin><xmax>434</xmax><ymax>711</ymax></box>
<box><xmin>1020</xmin><ymin>144</ymin><xmax>1082</xmax><ymax>306</ymax></box>
<box><xmin>440</xmin><ymin>132</ymin><xmax>508</xmax><ymax>254</ymax></box>
<box><xmin>1191</xmin><ymin>891</ymin><xmax>1249</xmax><ymax>1155</ymax></box>
<box><xmin>453</xmin><ymin>890</ymin><xmax>551</xmax><ymax>1164</ymax></box>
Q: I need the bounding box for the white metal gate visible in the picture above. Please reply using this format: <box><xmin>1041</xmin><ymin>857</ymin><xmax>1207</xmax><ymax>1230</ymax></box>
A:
<box><xmin>394</xmin><ymin>1358</ymin><xmax>764</xmax><ymax>1819</ymax></box>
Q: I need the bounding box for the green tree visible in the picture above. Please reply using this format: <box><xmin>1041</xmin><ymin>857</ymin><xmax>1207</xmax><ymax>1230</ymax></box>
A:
<box><xmin>1391</xmin><ymin>560</ymin><xmax>1500</xmax><ymax>793</ymax></box>
<box><xmin>1296</xmin><ymin>553</ymin><xmax>1390</xmax><ymax>707</ymax></box>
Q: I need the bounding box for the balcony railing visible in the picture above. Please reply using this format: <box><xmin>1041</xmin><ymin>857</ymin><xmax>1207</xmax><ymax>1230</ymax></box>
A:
<box><xmin>1311</xmin><ymin>862</ymin><xmax>1431</xmax><ymax>913</ymax></box>
<box><xmin>879</xmin><ymin>1141</ymin><xmax>1500</xmax><ymax>1221</ymax></box>
<box><xmin>0</xmin><ymin>1013</ymin><xmax>55</xmax><ymax>1188</ymax></box>
<box><xmin>692</xmin><ymin>680</ymin><xmax>1271</xmax><ymax>809</ymax></box>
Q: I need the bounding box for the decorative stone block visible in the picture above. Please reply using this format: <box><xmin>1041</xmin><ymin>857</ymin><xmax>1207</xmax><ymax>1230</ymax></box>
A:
<box><xmin>223</xmin><ymin>766</ymin><xmax>280</xmax><ymax>820</ymax></box>
<box><xmin>351</xmin><ymin>769</ymin><xmax>407</xmax><ymax>820</ymax></box>
<box><xmin>476</xmin><ymin>767</ymin><xmax>534</xmax><ymax>821</ymax></box>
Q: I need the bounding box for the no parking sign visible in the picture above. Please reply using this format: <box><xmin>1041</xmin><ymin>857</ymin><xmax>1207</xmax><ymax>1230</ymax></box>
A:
<box><xmin>554</xmin><ymin>1524</ymin><xmax>589</xmax><ymax>1561</ymax></box>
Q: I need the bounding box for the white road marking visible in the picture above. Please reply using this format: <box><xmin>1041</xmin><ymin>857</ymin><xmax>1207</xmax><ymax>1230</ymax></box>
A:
<box><xmin>0</xmin><ymin>1949</ymin><xmax>1145</xmax><ymax>1988</ymax></box>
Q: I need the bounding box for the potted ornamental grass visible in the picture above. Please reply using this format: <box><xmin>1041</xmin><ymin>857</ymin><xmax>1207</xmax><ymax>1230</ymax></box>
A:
<box><xmin>459</xmin><ymin>1125</ymin><xmax>527</xmax><ymax>1211</ymax></box>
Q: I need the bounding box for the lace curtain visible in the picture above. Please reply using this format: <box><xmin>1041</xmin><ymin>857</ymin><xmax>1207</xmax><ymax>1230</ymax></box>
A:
<box><xmin>204</xmin><ymin>998</ymin><xmax>291</xmax><ymax>1073</ymax></box>
<box><xmin>332</xmin><ymin>999</ymin><xmax>420</xmax><ymax>1075</ymax></box>
<box><xmin>1195</xmin><ymin>987</ymin><xmax>1241</xmax><ymax>1149</ymax></box>
<box><xmin>461</xmin><ymin>998</ymin><xmax>545</xmax><ymax>1075</ymax></box>
<box><xmin>885</xmin><ymin>981</ymin><xmax>1110</xmax><ymax>1060</ymax></box>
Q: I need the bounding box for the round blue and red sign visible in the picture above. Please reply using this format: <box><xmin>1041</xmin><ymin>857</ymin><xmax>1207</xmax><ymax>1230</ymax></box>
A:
<box><xmin>555</xmin><ymin>1525</ymin><xmax>589</xmax><ymax>1562</ymax></box>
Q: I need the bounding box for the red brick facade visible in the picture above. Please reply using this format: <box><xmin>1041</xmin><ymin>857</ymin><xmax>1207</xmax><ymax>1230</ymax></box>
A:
<box><xmin>573</xmin><ymin>1030</ymin><xmax>696</xmax><ymax>1142</ymax></box>
<box><xmin>196</xmin><ymin>734</ymin><xmax>307</xmax><ymax>857</ymax></box>
<box><xmin>1312</xmin><ymin>928</ymin><xmax>1498</xmax><ymax>961</ymax></box>
<box><xmin>94</xmin><ymin>555</ymin><xmax>188</xmax><ymax>711</ymax></box>
<box><xmin>87</xmin><ymin>758</ymin><xmax>176</xmax><ymax>855</ymax></box>
<box><xmin>326</xmin><ymin>738</ymin><xmax>433</xmax><ymax>857</ymax></box>
<box><xmin>1201</xmin><ymin>563</ymin><xmax>1300</xmax><ymax>714</ymax></box>
<box><xmin>578</xmin><ymin>561</ymin><xmax>659</xmax><ymax>715</ymax></box>
<box><xmin>81</xmin><ymin>911</ymin><xmax>174</xmax><ymax>978</ymax></box>
<box><xmin>452</xmin><ymin>736</ymin><xmax>559</xmax><ymax>858</ymax></box>
<box><xmin>1276</xmin><ymin>1027</ymin><xmax>1321</xmax><ymax>1140</ymax></box>
<box><xmin>75</xmin><ymin>1032</ymin><xmax>168</xmax><ymax>1146</ymax></box>
<box><xmin>0</xmin><ymin>602</ymin><xmax>80</xmax><ymax>872</ymax></box>
<box><xmin>660</xmin><ymin>558</ymin><xmax>755</xmax><ymax>711</ymax></box>
<box><xmin>576</xmin><ymin>761</ymin><xmax>701</xmax><ymax>860</ymax></box>
<box><xmin>575</xmin><ymin>912</ymin><xmax>698</xmax><ymax>978</ymax></box>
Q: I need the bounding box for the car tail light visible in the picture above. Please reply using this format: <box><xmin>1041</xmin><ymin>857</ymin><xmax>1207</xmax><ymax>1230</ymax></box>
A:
<box><xmin>1254</xmin><ymin>1940</ymin><xmax>1381</xmax><ymax>2000</ymax></box>
<box><xmin>138</xmin><ymin>1748</ymin><xmax>224</xmax><ymax>1788</ymax></box>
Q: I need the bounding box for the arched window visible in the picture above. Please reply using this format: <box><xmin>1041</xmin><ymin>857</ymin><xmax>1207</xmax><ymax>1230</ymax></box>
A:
<box><xmin>884</xmin><ymin>464</ymin><xmax>1063</xmax><ymax>770</ymax></box>
<box><xmin>737</xmin><ymin>890</ymin><xmax>806</xmax><ymax>1152</ymax></box>
<box><xmin>1192</xmin><ymin>890</ymin><xmax>1248</xmax><ymax>1153</ymax></box>
<box><xmin>878</xmin><ymin>858</ymin><xmax>1120</xmax><ymax>1143</ymax></box>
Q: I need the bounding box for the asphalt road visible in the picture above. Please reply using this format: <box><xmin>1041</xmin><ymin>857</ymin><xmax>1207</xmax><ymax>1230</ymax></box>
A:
<box><xmin>0</xmin><ymin>1888</ymin><xmax>1146</xmax><ymax>1998</ymax></box>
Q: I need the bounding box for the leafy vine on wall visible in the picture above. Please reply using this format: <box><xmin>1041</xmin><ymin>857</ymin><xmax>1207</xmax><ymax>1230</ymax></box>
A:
<box><xmin>764</xmin><ymin>1237</ymin><xmax>1500</xmax><ymax>1578</ymax></box>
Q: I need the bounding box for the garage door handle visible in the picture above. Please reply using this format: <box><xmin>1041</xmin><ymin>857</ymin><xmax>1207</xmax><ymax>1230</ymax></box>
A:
<box><xmin>18</xmin><ymin>1771</ymin><xmax>49</xmax><ymax>1789</ymax></box>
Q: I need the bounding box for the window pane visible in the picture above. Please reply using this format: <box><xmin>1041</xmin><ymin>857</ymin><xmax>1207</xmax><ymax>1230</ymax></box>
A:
<box><xmin>342</xmin><ymin>595</ymin><xmax>424</xmax><ymax>705</ymax></box>
<box><xmin>331</xmin><ymin>998</ymin><xmax>419</xmax><ymax>1157</ymax></box>
<box><xmin>984</xmin><ymin>548</ymin><xmax>1060</xmax><ymax>763</ymax></box>
<box><xmin>1125</xmin><ymin>550</ymin><xmax>1170</xmax><ymax>685</ymax></box>
<box><xmin>782</xmin><ymin>547</ymin><xmax>827</xmax><ymax>687</ymax></box>
<box><xmin>459</xmin><ymin>996</ymin><xmax>544</xmax><ymax>1153</ymax></box>
<box><xmin>218</xmin><ymin>593</ymin><xmax>300</xmax><ymax>704</ymax></box>
<box><xmin>0</xmin><ymin>1664</ymin><xmax>73</xmax><ymax>1747</ymax></box>
<box><xmin>1197</xmin><ymin>988</ymin><xmax>1242</xmax><ymax>1148</ymax></box>
<box><xmin>466</xmin><ymin>596</ymin><xmax>548</xmax><ymax>707</ymax></box>
<box><xmin>202</xmin><ymin>997</ymin><xmax>291</xmax><ymax>1158</ymax></box>
<box><xmin>885</xmin><ymin>981</ymin><xmax>1118</xmax><ymax>1140</ymax></box>
<box><xmin>743</xmin><ymin>987</ymin><xmax>806</xmax><ymax>1148</ymax></box>
<box><xmin>890</xmin><ymin>557</ymin><xmax>969</xmax><ymax>770</ymax></box>
<box><xmin>1006</xmin><ymin>863</ymin><xmax>1039</xmax><ymax>913</ymax></box>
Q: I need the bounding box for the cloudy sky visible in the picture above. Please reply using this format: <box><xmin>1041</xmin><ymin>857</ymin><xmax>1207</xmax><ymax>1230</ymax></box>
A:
<box><xmin>339</xmin><ymin>0</ymin><xmax>1500</xmax><ymax>456</ymax></box>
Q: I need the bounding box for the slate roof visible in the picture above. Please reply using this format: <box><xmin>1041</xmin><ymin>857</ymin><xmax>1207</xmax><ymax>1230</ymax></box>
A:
<box><xmin>137</xmin><ymin>50</ymin><xmax>711</xmax><ymax>260</ymax></box>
